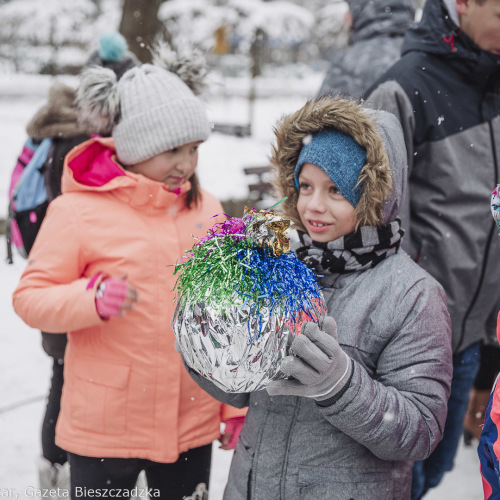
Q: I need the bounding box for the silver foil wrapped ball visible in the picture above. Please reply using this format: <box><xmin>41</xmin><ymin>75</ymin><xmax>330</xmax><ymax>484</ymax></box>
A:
<box><xmin>171</xmin><ymin>207</ymin><xmax>325</xmax><ymax>393</ymax></box>
<box><xmin>172</xmin><ymin>296</ymin><xmax>324</xmax><ymax>393</ymax></box>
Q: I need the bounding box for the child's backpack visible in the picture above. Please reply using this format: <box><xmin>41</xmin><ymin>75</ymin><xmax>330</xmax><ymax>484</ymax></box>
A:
<box><xmin>6</xmin><ymin>137</ymin><xmax>52</xmax><ymax>263</ymax></box>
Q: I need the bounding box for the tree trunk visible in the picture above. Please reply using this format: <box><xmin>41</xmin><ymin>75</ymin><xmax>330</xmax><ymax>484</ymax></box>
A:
<box><xmin>119</xmin><ymin>0</ymin><xmax>165</xmax><ymax>63</ymax></box>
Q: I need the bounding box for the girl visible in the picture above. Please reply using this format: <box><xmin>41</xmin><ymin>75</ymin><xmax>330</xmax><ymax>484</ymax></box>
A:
<box><xmin>12</xmin><ymin>46</ymin><xmax>245</xmax><ymax>499</ymax></box>
<box><xmin>182</xmin><ymin>96</ymin><xmax>453</xmax><ymax>499</ymax></box>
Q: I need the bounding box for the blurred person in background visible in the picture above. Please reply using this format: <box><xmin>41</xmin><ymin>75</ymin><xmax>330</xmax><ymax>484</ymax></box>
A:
<box><xmin>366</xmin><ymin>0</ymin><xmax>500</xmax><ymax>497</ymax></box>
<box><xmin>317</xmin><ymin>0</ymin><xmax>417</xmax><ymax>99</ymax></box>
<box><xmin>83</xmin><ymin>32</ymin><xmax>139</xmax><ymax>80</ymax></box>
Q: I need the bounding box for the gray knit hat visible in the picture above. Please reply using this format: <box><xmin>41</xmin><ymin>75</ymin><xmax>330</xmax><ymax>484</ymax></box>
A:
<box><xmin>77</xmin><ymin>44</ymin><xmax>211</xmax><ymax>165</ymax></box>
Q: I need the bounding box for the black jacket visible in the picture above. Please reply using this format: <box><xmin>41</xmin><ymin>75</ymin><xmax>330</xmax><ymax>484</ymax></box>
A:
<box><xmin>366</xmin><ymin>0</ymin><xmax>500</xmax><ymax>352</ymax></box>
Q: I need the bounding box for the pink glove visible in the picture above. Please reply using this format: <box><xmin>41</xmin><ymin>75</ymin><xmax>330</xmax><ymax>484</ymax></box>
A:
<box><xmin>220</xmin><ymin>417</ymin><xmax>245</xmax><ymax>450</ymax></box>
<box><xmin>95</xmin><ymin>277</ymin><xmax>129</xmax><ymax>319</ymax></box>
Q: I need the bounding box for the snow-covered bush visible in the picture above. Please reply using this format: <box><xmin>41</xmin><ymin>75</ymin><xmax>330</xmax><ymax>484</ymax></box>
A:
<box><xmin>0</xmin><ymin>0</ymin><xmax>347</xmax><ymax>75</ymax></box>
<box><xmin>159</xmin><ymin>1</ymin><xmax>238</xmax><ymax>51</ymax></box>
<box><xmin>159</xmin><ymin>0</ymin><xmax>318</xmax><ymax>74</ymax></box>
<box><xmin>234</xmin><ymin>0</ymin><xmax>313</xmax><ymax>47</ymax></box>
<box><xmin>0</xmin><ymin>0</ymin><xmax>122</xmax><ymax>74</ymax></box>
<box><xmin>312</xmin><ymin>1</ymin><xmax>350</xmax><ymax>59</ymax></box>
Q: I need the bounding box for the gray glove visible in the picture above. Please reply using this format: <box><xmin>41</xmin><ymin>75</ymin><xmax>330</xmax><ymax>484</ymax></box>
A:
<box><xmin>267</xmin><ymin>317</ymin><xmax>352</xmax><ymax>401</ymax></box>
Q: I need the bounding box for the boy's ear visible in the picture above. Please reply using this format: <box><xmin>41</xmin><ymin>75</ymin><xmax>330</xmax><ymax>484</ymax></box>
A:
<box><xmin>456</xmin><ymin>0</ymin><xmax>470</xmax><ymax>17</ymax></box>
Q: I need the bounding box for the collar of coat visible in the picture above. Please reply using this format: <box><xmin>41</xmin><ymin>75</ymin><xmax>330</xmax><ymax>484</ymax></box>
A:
<box><xmin>61</xmin><ymin>136</ymin><xmax>190</xmax><ymax>211</ymax></box>
<box><xmin>402</xmin><ymin>0</ymin><xmax>500</xmax><ymax>82</ymax></box>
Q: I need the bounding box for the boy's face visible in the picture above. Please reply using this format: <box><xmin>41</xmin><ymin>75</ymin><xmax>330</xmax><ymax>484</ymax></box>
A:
<box><xmin>296</xmin><ymin>163</ymin><xmax>357</xmax><ymax>243</ymax></box>
<box><xmin>130</xmin><ymin>141</ymin><xmax>202</xmax><ymax>189</ymax></box>
<box><xmin>457</xmin><ymin>0</ymin><xmax>500</xmax><ymax>55</ymax></box>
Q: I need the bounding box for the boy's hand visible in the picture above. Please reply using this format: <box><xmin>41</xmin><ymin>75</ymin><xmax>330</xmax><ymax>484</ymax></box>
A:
<box><xmin>266</xmin><ymin>317</ymin><xmax>352</xmax><ymax>402</ymax></box>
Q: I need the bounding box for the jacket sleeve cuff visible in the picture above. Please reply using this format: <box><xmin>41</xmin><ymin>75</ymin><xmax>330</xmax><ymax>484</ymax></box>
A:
<box><xmin>315</xmin><ymin>359</ymin><xmax>355</xmax><ymax>407</ymax></box>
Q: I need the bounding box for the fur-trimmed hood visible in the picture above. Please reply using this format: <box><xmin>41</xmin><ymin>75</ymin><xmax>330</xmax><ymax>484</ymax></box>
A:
<box><xmin>270</xmin><ymin>96</ymin><xmax>407</xmax><ymax>231</ymax></box>
<box><xmin>26</xmin><ymin>82</ymin><xmax>93</xmax><ymax>140</ymax></box>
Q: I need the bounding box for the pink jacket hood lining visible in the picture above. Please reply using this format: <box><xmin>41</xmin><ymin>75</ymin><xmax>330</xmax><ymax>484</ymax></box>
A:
<box><xmin>63</xmin><ymin>137</ymin><xmax>190</xmax><ymax>197</ymax></box>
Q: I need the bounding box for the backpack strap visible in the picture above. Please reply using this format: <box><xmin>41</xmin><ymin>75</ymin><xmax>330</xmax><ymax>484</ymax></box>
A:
<box><xmin>13</xmin><ymin>138</ymin><xmax>52</xmax><ymax>212</ymax></box>
<box><xmin>8</xmin><ymin>138</ymin><xmax>52</xmax><ymax>261</ymax></box>
<box><xmin>6</xmin><ymin>206</ymin><xmax>13</xmax><ymax>264</ymax></box>
<box><xmin>6</xmin><ymin>138</ymin><xmax>40</xmax><ymax>264</ymax></box>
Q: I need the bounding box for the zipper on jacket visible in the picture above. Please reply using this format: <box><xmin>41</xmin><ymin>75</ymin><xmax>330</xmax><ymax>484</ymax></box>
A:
<box><xmin>250</xmin><ymin>405</ymin><xmax>270</xmax><ymax>499</ymax></box>
<box><xmin>279</xmin><ymin>398</ymin><xmax>302</xmax><ymax>500</ymax></box>
<box><xmin>457</xmin><ymin>120</ymin><xmax>499</xmax><ymax>352</ymax></box>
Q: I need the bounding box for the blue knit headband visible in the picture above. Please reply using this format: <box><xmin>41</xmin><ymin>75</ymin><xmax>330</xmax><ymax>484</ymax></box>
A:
<box><xmin>294</xmin><ymin>129</ymin><xmax>367</xmax><ymax>207</ymax></box>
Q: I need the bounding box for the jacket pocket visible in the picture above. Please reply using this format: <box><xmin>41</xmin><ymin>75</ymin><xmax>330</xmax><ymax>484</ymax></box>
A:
<box><xmin>70</xmin><ymin>355</ymin><xmax>130</xmax><ymax>435</ymax></box>
<box><xmin>298</xmin><ymin>466</ymin><xmax>394</xmax><ymax>500</ymax></box>
<box><xmin>223</xmin><ymin>439</ymin><xmax>253</xmax><ymax>500</ymax></box>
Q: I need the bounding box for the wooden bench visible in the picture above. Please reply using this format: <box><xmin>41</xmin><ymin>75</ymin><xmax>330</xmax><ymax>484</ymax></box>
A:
<box><xmin>244</xmin><ymin>165</ymin><xmax>273</xmax><ymax>201</ymax></box>
<box><xmin>213</xmin><ymin>123</ymin><xmax>251</xmax><ymax>137</ymax></box>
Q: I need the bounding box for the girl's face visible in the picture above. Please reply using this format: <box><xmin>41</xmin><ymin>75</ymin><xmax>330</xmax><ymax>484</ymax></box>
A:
<box><xmin>129</xmin><ymin>141</ymin><xmax>202</xmax><ymax>189</ymax></box>
<box><xmin>297</xmin><ymin>163</ymin><xmax>357</xmax><ymax>243</ymax></box>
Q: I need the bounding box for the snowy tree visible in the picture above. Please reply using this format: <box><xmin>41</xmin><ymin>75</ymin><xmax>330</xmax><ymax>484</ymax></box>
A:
<box><xmin>158</xmin><ymin>1</ymin><xmax>238</xmax><ymax>52</ymax></box>
<box><xmin>0</xmin><ymin>0</ymin><xmax>347</xmax><ymax>75</ymax></box>
<box><xmin>0</xmin><ymin>0</ymin><xmax>99</xmax><ymax>73</ymax></box>
<box><xmin>312</xmin><ymin>1</ymin><xmax>350</xmax><ymax>59</ymax></box>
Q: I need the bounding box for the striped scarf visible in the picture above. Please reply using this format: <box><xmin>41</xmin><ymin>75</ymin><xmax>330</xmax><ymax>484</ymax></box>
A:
<box><xmin>296</xmin><ymin>219</ymin><xmax>404</xmax><ymax>275</ymax></box>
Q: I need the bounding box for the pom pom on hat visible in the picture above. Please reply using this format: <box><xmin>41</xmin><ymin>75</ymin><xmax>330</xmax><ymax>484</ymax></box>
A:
<box><xmin>294</xmin><ymin>129</ymin><xmax>367</xmax><ymax>207</ymax></box>
<box><xmin>152</xmin><ymin>43</ymin><xmax>208</xmax><ymax>96</ymax></box>
<box><xmin>76</xmin><ymin>66</ymin><xmax>120</xmax><ymax>135</ymax></box>
<box><xmin>98</xmin><ymin>32</ymin><xmax>128</xmax><ymax>62</ymax></box>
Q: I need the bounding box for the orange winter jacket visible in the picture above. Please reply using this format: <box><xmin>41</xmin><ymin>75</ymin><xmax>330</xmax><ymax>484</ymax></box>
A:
<box><xmin>13</xmin><ymin>137</ymin><xmax>246</xmax><ymax>462</ymax></box>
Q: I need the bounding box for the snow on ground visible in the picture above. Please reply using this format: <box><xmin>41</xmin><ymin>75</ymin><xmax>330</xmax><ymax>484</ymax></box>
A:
<box><xmin>0</xmin><ymin>71</ymin><xmax>484</xmax><ymax>499</ymax></box>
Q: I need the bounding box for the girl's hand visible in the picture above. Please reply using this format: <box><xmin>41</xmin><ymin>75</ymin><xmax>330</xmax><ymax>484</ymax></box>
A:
<box><xmin>219</xmin><ymin>416</ymin><xmax>245</xmax><ymax>450</ymax></box>
<box><xmin>95</xmin><ymin>275</ymin><xmax>139</xmax><ymax>319</ymax></box>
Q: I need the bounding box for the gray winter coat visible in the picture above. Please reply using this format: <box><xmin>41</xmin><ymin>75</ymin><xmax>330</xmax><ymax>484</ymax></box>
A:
<box><xmin>187</xmin><ymin>98</ymin><xmax>452</xmax><ymax>500</ymax></box>
<box><xmin>317</xmin><ymin>0</ymin><xmax>416</xmax><ymax>99</ymax></box>
<box><xmin>366</xmin><ymin>0</ymin><xmax>500</xmax><ymax>352</ymax></box>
